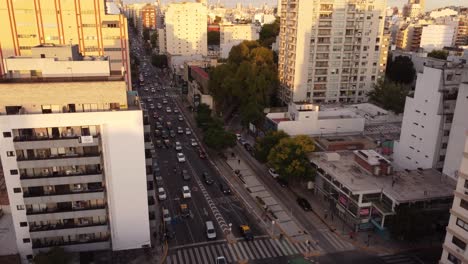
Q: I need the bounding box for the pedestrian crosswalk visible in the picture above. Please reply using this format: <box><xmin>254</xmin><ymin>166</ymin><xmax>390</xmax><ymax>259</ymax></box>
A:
<box><xmin>380</xmin><ymin>253</ymin><xmax>424</xmax><ymax>264</ymax></box>
<box><xmin>321</xmin><ymin>232</ymin><xmax>355</xmax><ymax>252</ymax></box>
<box><xmin>166</xmin><ymin>238</ymin><xmax>323</xmax><ymax>264</ymax></box>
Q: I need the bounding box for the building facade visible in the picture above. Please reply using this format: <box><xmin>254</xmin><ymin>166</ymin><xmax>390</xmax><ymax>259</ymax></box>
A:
<box><xmin>393</xmin><ymin>61</ymin><xmax>468</xmax><ymax>174</ymax></box>
<box><xmin>277</xmin><ymin>0</ymin><xmax>387</xmax><ymax>104</ymax></box>
<box><xmin>163</xmin><ymin>2</ymin><xmax>208</xmax><ymax>57</ymax></box>
<box><xmin>219</xmin><ymin>23</ymin><xmax>259</xmax><ymax>58</ymax></box>
<box><xmin>0</xmin><ymin>0</ymin><xmax>131</xmax><ymax>89</ymax></box>
<box><xmin>141</xmin><ymin>4</ymin><xmax>157</xmax><ymax>30</ymax></box>
<box><xmin>420</xmin><ymin>24</ymin><xmax>456</xmax><ymax>52</ymax></box>
<box><xmin>440</xmin><ymin>135</ymin><xmax>468</xmax><ymax>264</ymax></box>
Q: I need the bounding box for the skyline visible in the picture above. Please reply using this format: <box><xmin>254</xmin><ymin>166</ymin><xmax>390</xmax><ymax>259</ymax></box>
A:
<box><xmin>123</xmin><ymin>0</ymin><xmax>467</xmax><ymax>11</ymax></box>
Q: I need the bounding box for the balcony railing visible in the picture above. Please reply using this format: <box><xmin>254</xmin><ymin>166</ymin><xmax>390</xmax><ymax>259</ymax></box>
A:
<box><xmin>20</xmin><ymin>170</ymin><xmax>102</xmax><ymax>180</ymax></box>
<box><xmin>26</xmin><ymin>205</ymin><xmax>106</xmax><ymax>215</ymax></box>
<box><xmin>13</xmin><ymin>135</ymin><xmax>99</xmax><ymax>142</ymax></box>
<box><xmin>23</xmin><ymin>188</ymin><xmax>105</xmax><ymax>198</ymax></box>
<box><xmin>17</xmin><ymin>152</ymin><xmax>101</xmax><ymax>162</ymax></box>
<box><xmin>30</xmin><ymin>221</ymin><xmax>107</xmax><ymax>232</ymax></box>
<box><xmin>32</xmin><ymin>236</ymin><xmax>110</xmax><ymax>249</ymax></box>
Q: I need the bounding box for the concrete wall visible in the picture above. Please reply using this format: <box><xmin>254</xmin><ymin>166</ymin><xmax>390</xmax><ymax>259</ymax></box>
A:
<box><xmin>421</xmin><ymin>24</ymin><xmax>456</xmax><ymax>52</ymax></box>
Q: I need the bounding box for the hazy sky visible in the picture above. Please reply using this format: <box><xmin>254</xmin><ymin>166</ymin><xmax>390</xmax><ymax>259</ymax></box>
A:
<box><xmin>124</xmin><ymin>0</ymin><xmax>467</xmax><ymax>10</ymax></box>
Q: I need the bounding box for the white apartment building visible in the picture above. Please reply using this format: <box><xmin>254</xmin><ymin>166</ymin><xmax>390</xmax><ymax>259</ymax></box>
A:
<box><xmin>277</xmin><ymin>0</ymin><xmax>388</xmax><ymax>104</ymax></box>
<box><xmin>440</xmin><ymin>135</ymin><xmax>468</xmax><ymax>264</ymax></box>
<box><xmin>163</xmin><ymin>2</ymin><xmax>208</xmax><ymax>57</ymax></box>
<box><xmin>0</xmin><ymin>49</ymin><xmax>151</xmax><ymax>263</ymax></box>
<box><xmin>420</xmin><ymin>24</ymin><xmax>456</xmax><ymax>52</ymax></box>
<box><xmin>393</xmin><ymin>61</ymin><xmax>468</xmax><ymax>175</ymax></box>
<box><xmin>220</xmin><ymin>23</ymin><xmax>259</xmax><ymax>59</ymax></box>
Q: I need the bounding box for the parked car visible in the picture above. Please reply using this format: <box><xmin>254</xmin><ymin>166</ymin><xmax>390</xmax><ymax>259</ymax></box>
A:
<box><xmin>268</xmin><ymin>168</ymin><xmax>280</xmax><ymax>179</ymax></box>
<box><xmin>157</xmin><ymin>187</ymin><xmax>167</xmax><ymax>200</ymax></box>
<box><xmin>296</xmin><ymin>197</ymin><xmax>312</xmax><ymax>211</ymax></box>
<box><xmin>276</xmin><ymin>178</ymin><xmax>289</xmax><ymax>188</ymax></box>
<box><xmin>203</xmin><ymin>172</ymin><xmax>214</xmax><ymax>185</ymax></box>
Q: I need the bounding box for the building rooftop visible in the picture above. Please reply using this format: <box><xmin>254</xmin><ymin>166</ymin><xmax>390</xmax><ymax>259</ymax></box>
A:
<box><xmin>309</xmin><ymin>151</ymin><xmax>456</xmax><ymax>204</ymax></box>
<box><xmin>191</xmin><ymin>66</ymin><xmax>209</xmax><ymax>80</ymax></box>
<box><xmin>0</xmin><ymin>75</ymin><xmax>123</xmax><ymax>84</ymax></box>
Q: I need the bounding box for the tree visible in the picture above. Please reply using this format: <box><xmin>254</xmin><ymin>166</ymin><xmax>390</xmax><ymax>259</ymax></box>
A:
<box><xmin>207</xmin><ymin>31</ymin><xmax>220</xmax><ymax>46</ymax></box>
<box><xmin>151</xmin><ymin>54</ymin><xmax>168</xmax><ymax>68</ymax></box>
<box><xmin>367</xmin><ymin>80</ymin><xmax>410</xmax><ymax>114</ymax></box>
<box><xmin>255</xmin><ymin>130</ymin><xmax>289</xmax><ymax>162</ymax></box>
<box><xmin>428</xmin><ymin>49</ymin><xmax>449</xmax><ymax>60</ymax></box>
<box><xmin>386</xmin><ymin>56</ymin><xmax>416</xmax><ymax>84</ymax></box>
<box><xmin>267</xmin><ymin>136</ymin><xmax>316</xmax><ymax>182</ymax></box>
<box><xmin>150</xmin><ymin>31</ymin><xmax>158</xmax><ymax>48</ymax></box>
<box><xmin>204</xmin><ymin>128</ymin><xmax>236</xmax><ymax>150</ymax></box>
<box><xmin>143</xmin><ymin>28</ymin><xmax>150</xmax><ymax>41</ymax></box>
<box><xmin>259</xmin><ymin>18</ymin><xmax>280</xmax><ymax>48</ymax></box>
<box><xmin>34</xmin><ymin>247</ymin><xmax>71</xmax><ymax>264</ymax></box>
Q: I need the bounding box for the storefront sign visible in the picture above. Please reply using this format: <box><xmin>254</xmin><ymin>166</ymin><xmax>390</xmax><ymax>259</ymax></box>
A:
<box><xmin>359</xmin><ymin>208</ymin><xmax>370</xmax><ymax>216</ymax></box>
<box><xmin>338</xmin><ymin>195</ymin><xmax>347</xmax><ymax>206</ymax></box>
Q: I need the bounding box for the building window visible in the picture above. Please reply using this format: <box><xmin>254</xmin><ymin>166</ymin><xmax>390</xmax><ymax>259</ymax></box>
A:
<box><xmin>20</xmin><ymin>222</ymin><xmax>27</xmax><ymax>227</ymax></box>
<box><xmin>13</xmin><ymin>188</ymin><xmax>22</xmax><ymax>193</ymax></box>
<box><xmin>16</xmin><ymin>205</ymin><xmax>25</xmax><ymax>210</ymax></box>
<box><xmin>6</xmin><ymin>151</ymin><xmax>15</xmax><ymax>157</ymax></box>
<box><xmin>452</xmin><ymin>235</ymin><xmax>466</xmax><ymax>250</ymax></box>
<box><xmin>10</xmin><ymin>169</ymin><xmax>18</xmax><ymax>175</ymax></box>
<box><xmin>442</xmin><ymin>143</ymin><xmax>448</xmax><ymax>149</ymax></box>
<box><xmin>3</xmin><ymin>132</ymin><xmax>11</xmax><ymax>138</ymax></box>
<box><xmin>23</xmin><ymin>238</ymin><xmax>30</xmax><ymax>243</ymax></box>
<box><xmin>448</xmin><ymin>253</ymin><xmax>461</xmax><ymax>264</ymax></box>
<box><xmin>26</xmin><ymin>255</ymin><xmax>33</xmax><ymax>260</ymax></box>
<box><xmin>456</xmin><ymin>218</ymin><xmax>468</xmax><ymax>232</ymax></box>
<box><xmin>439</xmin><ymin>155</ymin><xmax>446</xmax><ymax>162</ymax></box>
<box><xmin>460</xmin><ymin>199</ymin><xmax>468</xmax><ymax>210</ymax></box>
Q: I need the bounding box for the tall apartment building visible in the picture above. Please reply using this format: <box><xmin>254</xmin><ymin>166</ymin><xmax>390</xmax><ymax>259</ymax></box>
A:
<box><xmin>396</xmin><ymin>23</ymin><xmax>424</xmax><ymax>51</ymax></box>
<box><xmin>420</xmin><ymin>24</ymin><xmax>456</xmax><ymax>52</ymax></box>
<box><xmin>0</xmin><ymin>45</ymin><xmax>151</xmax><ymax>263</ymax></box>
<box><xmin>0</xmin><ymin>0</ymin><xmax>131</xmax><ymax>89</ymax></box>
<box><xmin>393</xmin><ymin>60</ymin><xmax>468</xmax><ymax>176</ymax></box>
<box><xmin>163</xmin><ymin>2</ymin><xmax>208</xmax><ymax>57</ymax></box>
<box><xmin>141</xmin><ymin>4</ymin><xmax>157</xmax><ymax>30</ymax></box>
<box><xmin>455</xmin><ymin>13</ymin><xmax>468</xmax><ymax>47</ymax></box>
<box><xmin>220</xmin><ymin>23</ymin><xmax>259</xmax><ymax>58</ymax></box>
<box><xmin>403</xmin><ymin>0</ymin><xmax>425</xmax><ymax>18</ymax></box>
<box><xmin>440</xmin><ymin>135</ymin><xmax>468</xmax><ymax>264</ymax></box>
<box><xmin>124</xmin><ymin>3</ymin><xmax>157</xmax><ymax>32</ymax></box>
<box><xmin>277</xmin><ymin>0</ymin><xmax>387</xmax><ymax>104</ymax></box>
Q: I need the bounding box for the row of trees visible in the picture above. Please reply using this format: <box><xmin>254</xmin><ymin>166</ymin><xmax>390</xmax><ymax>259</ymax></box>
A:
<box><xmin>196</xmin><ymin>104</ymin><xmax>237</xmax><ymax>151</ymax></box>
<box><xmin>209</xmin><ymin>40</ymin><xmax>279</xmax><ymax>127</ymax></box>
<box><xmin>151</xmin><ymin>54</ymin><xmax>168</xmax><ymax>68</ymax></box>
<box><xmin>255</xmin><ymin>131</ymin><xmax>316</xmax><ymax>182</ymax></box>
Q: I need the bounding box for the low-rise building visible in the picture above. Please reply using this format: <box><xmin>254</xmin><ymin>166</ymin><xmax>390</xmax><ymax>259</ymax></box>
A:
<box><xmin>186</xmin><ymin>66</ymin><xmax>214</xmax><ymax>110</ymax></box>
<box><xmin>309</xmin><ymin>150</ymin><xmax>455</xmax><ymax>233</ymax></box>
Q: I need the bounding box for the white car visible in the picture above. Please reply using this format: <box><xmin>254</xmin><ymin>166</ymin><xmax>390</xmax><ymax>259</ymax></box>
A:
<box><xmin>185</xmin><ymin>128</ymin><xmax>192</xmax><ymax>135</ymax></box>
<box><xmin>190</xmin><ymin>138</ymin><xmax>198</xmax><ymax>147</ymax></box>
<box><xmin>182</xmin><ymin>186</ymin><xmax>191</xmax><ymax>199</ymax></box>
<box><xmin>166</xmin><ymin>107</ymin><xmax>172</xmax><ymax>113</ymax></box>
<box><xmin>268</xmin><ymin>168</ymin><xmax>280</xmax><ymax>179</ymax></box>
<box><xmin>175</xmin><ymin>141</ymin><xmax>182</xmax><ymax>151</ymax></box>
<box><xmin>215</xmin><ymin>256</ymin><xmax>226</xmax><ymax>264</ymax></box>
<box><xmin>177</xmin><ymin>153</ymin><xmax>186</xmax><ymax>162</ymax></box>
<box><xmin>162</xmin><ymin>208</ymin><xmax>171</xmax><ymax>222</ymax></box>
<box><xmin>157</xmin><ymin>187</ymin><xmax>167</xmax><ymax>200</ymax></box>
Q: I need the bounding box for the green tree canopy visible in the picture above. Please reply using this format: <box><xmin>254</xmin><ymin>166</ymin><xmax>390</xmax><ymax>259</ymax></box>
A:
<box><xmin>34</xmin><ymin>247</ymin><xmax>71</xmax><ymax>264</ymax></box>
<box><xmin>255</xmin><ymin>130</ymin><xmax>289</xmax><ymax>162</ymax></box>
<box><xmin>150</xmin><ymin>31</ymin><xmax>158</xmax><ymax>48</ymax></box>
<box><xmin>207</xmin><ymin>31</ymin><xmax>220</xmax><ymax>46</ymax></box>
<box><xmin>267</xmin><ymin>135</ymin><xmax>316</xmax><ymax>182</ymax></box>
<box><xmin>367</xmin><ymin>80</ymin><xmax>410</xmax><ymax>114</ymax></box>
<box><xmin>143</xmin><ymin>28</ymin><xmax>150</xmax><ymax>41</ymax></box>
<box><xmin>386</xmin><ymin>55</ymin><xmax>416</xmax><ymax>84</ymax></box>
<box><xmin>203</xmin><ymin>128</ymin><xmax>237</xmax><ymax>151</ymax></box>
<box><xmin>259</xmin><ymin>18</ymin><xmax>280</xmax><ymax>48</ymax></box>
<box><xmin>427</xmin><ymin>49</ymin><xmax>449</xmax><ymax>60</ymax></box>
<box><xmin>209</xmin><ymin>40</ymin><xmax>279</xmax><ymax>127</ymax></box>
<box><xmin>151</xmin><ymin>54</ymin><xmax>168</xmax><ymax>68</ymax></box>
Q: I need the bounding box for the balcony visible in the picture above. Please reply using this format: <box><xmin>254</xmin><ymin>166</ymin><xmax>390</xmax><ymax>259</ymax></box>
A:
<box><xmin>20</xmin><ymin>172</ymin><xmax>103</xmax><ymax>188</ymax></box>
<box><xmin>16</xmin><ymin>153</ymin><xmax>101</xmax><ymax>169</ymax></box>
<box><xmin>23</xmin><ymin>188</ymin><xmax>105</xmax><ymax>204</ymax></box>
<box><xmin>29</xmin><ymin>222</ymin><xmax>108</xmax><ymax>239</ymax></box>
<box><xmin>32</xmin><ymin>237</ymin><xmax>110</xmax><ymax>251</ymax></box>
<box><xmin>26</xmin><ymin>205</ymin><xmax>107</xmax><ymax>222</ymax></box>
<box><xmin>14</xmin><ymin>135</ymin><xmax>99</xmax><ymax>149</ymax></box>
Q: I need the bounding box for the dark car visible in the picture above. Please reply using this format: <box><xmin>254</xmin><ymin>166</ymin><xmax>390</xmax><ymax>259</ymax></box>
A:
<box><xmin>296</xmin><ymin>197</ymin><xmax>312</xmax><ymax>211</ymax></box>
<box><xmin>199</xmin><ymin>149</ymin><xmax>206</xmax><ymax>159</ymax></box>
<box><xmin>161</xmin><ymin>130</ymin><xmax>169</xmax><ymax>139</ymax></box>
<box><xmin>181</xmin><ymin>170</ymin><xmax>191</xmax><ymax>181</ymax></box>
<box><xmin>276</xmin><ymin>178</ymin><xmax>289</xmax><ymax>188</ymax></box>
<box><xmin>154</xmin><ymin>129</ymin><xmax>161</xmax><ymax>137</ymax></box>
<box><xmin>164</xmin><ymin>224</ymin><xmax>176</xmax><ymax>240</ymax></box>
<box><xmin>219</xmin><ymin>183</ymin><xmax>231</xmax><ymax>195</ymax></box>
<box><xmin>155</xmin><ymin>140</ymin><xmax>163</xmax><ymax>148</ymax></box>
<box><xmin>203</xmin><ymin>172</ymin><xmax>214</xmax><ymax>185</ymax></box>
<box><xmin>170</xmin><ymin>130</ymin><xmax>176</xmax><ymax>138</ymax></box>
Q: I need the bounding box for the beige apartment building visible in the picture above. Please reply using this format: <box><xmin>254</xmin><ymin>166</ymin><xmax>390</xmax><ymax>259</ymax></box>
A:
<box><xmin>277</xmin><ymin>0</ymin><xmax>388</xmax><ymax>104</ymax></box>
<box><xmin>440</xmin><ymin>135</ymin><xmax>468</xmax><ymax>264</ymax></box>
<box><xmin>0</xmin><ymin>0</ymin><xmax>131</xmax><ymax>88</ymax></box>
